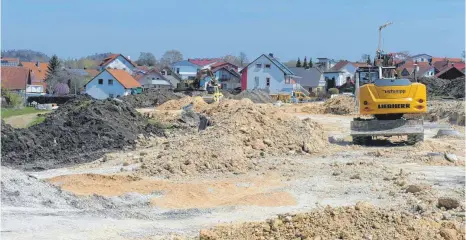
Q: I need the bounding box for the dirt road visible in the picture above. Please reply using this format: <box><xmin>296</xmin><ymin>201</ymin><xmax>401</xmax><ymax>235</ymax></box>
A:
<box><xmin>2</xmin><ymin>111</ymin><xmax>464</xmax><ymax>240</ymax></box>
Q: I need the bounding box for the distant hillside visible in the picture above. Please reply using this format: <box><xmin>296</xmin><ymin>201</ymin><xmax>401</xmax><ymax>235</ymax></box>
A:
<box><xmin>62</xmin><ymin>52</ymin><xmax>114</xmax><ymax>69</ymax></box>
<box><xmin>1</xmin><ymin>49</ymin><xmax>50</xmax><ymax>62</ymax></box>
<box><xmin>84</xmin><ymin>52</ymin><xmax>113</xmax><ymax>62</ymax></box>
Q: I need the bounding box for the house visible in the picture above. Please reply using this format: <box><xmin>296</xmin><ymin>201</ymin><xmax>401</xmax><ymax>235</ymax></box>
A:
<box><xmin>160</xmin><ymin>66</ymin><xmax>182</xmax><ymax>87</ymax></box>
<box><xmin>211</xmin><ymin>61</ymin><xmax>239</xmax><ymax>71</ymax></box>
<box><xmin>171</xmin><ymin>58</ymin><xmax>224</xmax><ymax>80</ymax></box>
<box><xmin>410</xmin><ymin>54</ymin><xmax>432</xmax><ymax>63</ymax></box>
<box><xmin>85</xmin><ymin>69</ymin><xmax>141</xmax><ymax>99</ymax></box>
<box><xmin>240</xmin><ymin>53</ymin><xmax>299</xmax><ymax>94</ymax></box>
<box><xmin>433</xmin><ymin>60</ymin><xmax>465</xmax><ymax>74</ymax></box>
<box><xmin>417</xmin><ymin>65</ymin><xmax>436</xmax><ymax>77</ymax></box>
<box><xmin>289</xmin><ymin>67</ymin><xmax>325</xmax><ymax>93</ymax></box>
<box><xmin>20</xmin><ymin>61</ymin><xmax>48</xmax><ymax>92</ymax></box>
<box><xmin>211</xmin><ymin>66</ymin><xmax>241</xmax><ymax>90</ymax></box>
<box><xmin>171</xmin><ymin>60</ymin><xmax>202</xmax><ymax>80</ymax></box>
<box><xmin>315</xmin><ymin>58</ymin><xmax>337</xmax><ymax>71</ymax></box>
<box><xmin>435</xmin><ymin>65</ymin><xmax>465</xmax><ymax>80</ymax></box>
<box><xmin>1</xmin><ymin>58</ymin><xmax>20</xmax><ymax>66</ymax></box>
<box><xmin>323</xmin><ymin>61</ymin><xmax>357</xmax><ymax>89</ymax></box>
<box><xmin>1</xmin><ymin>66</ymin><xmax>44</xmax><ymax>96</ymax></box>
<box><xmin>98</xmin><ymin>54</ymin><xmax>137</xmax><ymax>74</ymax></box>
<box><xmin>135</xmin><ymin>69</ymin><xmax>172</xmax><ymax>90</ymax></box>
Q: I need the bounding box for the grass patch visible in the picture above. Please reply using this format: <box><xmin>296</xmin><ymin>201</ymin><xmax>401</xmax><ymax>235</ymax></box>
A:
<box><xmin>26</xmin><ymin>116</ymin><xmax>46</xmax><ymax>127</ymax></box>
<box><xmin>1</xmin><ymin>107</ymin><xmax>48</xmax><ymax>119</ymax></box>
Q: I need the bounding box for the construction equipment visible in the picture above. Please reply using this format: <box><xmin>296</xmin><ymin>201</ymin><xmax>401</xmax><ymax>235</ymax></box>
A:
<box><xmin>198</xmin><ymin>69</ymin><xmax>224</xmax><ymax>103</ymax></box>
<box><xmin>351</xmin><ymin>23</ymin><xmax>427</xmax><ymax>145</ymax></box>
<box><xmin>292</xmin><ymin>91</ymin><xmax>311</xmax><ymax>103</ymax></box>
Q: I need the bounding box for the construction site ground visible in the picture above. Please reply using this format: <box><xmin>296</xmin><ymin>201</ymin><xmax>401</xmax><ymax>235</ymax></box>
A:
<box><xmin>2</xmin><ymin>99</ymin><xmax>465</xmax><ymax>240</ymax></box>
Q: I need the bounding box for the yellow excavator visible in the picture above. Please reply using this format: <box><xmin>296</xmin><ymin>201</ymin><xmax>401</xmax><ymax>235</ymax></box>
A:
<box><xmin>197</xmin><ymin>69</ymin><xmax>224</xmax><ymax>104</ymax></box>
<box><xmin>351</xmin><ymin>23</ymin><xmax>427</xmax><ymax>145</ymax></box>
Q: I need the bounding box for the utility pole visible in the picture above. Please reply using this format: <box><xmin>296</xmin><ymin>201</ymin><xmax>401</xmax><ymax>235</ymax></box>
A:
<box><xmin>377</xmin><ymin>22</ymin><xmax>393</xmax><ymax>57</ymax></box>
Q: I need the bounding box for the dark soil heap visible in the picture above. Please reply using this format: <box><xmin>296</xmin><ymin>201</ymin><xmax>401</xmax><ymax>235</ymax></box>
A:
<box><xmin>121</xmin><ymin>89</ymin><xmax>182</xmax><ymax>108</ymax></box>
<box><xmin>418</xmin><ymin>77</ymin><xmax>465</xmax><ymax>99</ymax></box>
<box><xmin>1</xmin><ymin>96</ymin><xmax>164</xmax><ymax>170</ymax></box>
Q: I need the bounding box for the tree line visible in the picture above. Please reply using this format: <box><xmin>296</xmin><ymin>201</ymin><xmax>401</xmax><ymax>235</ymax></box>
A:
<box><xmin>295</xmin><ymin>57</ymin><xmax>313</xmax><ymax>69</ymax></box>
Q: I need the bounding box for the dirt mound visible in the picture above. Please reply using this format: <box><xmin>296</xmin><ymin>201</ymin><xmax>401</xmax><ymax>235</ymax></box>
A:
<box><xmin>425</xmin><ymin>100</ymin><xmax>465</xmax><ymax>125</ymax></box>
<box><xmin>1</xmin><ymin>96</ymin><xmax>164</xmax><ymax>170</ymax></box>
<box><xmin>231</xmin><ymin>90</ymin><xmax>274</xmax><ymax>103</ymax></box>
<box><xmin>323</xmin><ymin>95</ymin><xmax>356</xmax><ymax>115</ymax></box>
<box><xmin>157</xmin><ymin>96</ymin><xmax>208</xmax><ymax>111</ymax></box>
<box><xmin>121</xmin><ymin>89</ymin><xmax>182</xmax><ymax>108</ymax></box>
<box><xmin>137</xmin><ymin>99</ymin><xmax>326</xmax><ymax>177</ymax></box>
<box><xmin>201</xmin><ymin>203</ymin><xmax>465</xmax><ymax>240</ymax></box>
<box><xmin>419</xmin><ymin>77</ymin><xmax>465</xmax><ymax>99</ymax></box>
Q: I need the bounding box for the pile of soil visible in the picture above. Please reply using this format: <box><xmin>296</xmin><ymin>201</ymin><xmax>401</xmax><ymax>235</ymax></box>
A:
<box><xmin>1</xmin><ymin>96</ymin><xmax>164</xmax><ymax>170</ymax></box>
<box><xmin>231</xmin><ymin>90</ymin><xmax>274</xmax><ymax>103</ymax></box>
<box><xmin>418</xmin><ymin>77</ymin><xmax>465</xmax><ymax>99</ymax></box>
<box><xmin>323</xmin><ymin>95</ymin><xmax>356</xmax><ymax>115</ymax></box>
<box><xmin>121</xmin><ymin>89</ymin><xmax>182</xmax><ymax>108</ymax></box>
<box><xmin>156</xmin><ymin>96</ymin><xmax>208</xmax><ymax>111</ymax></box>
<box><xmin>201</xmin><ymin>202</ymin><xmax>465</xmax><ymax>240</ymax></box>
<box><xmin>137</xmin><ymin>99</ymin><xmax>326</xmax><ymax>177</ymax></box>
<box><xmin>425</xmin><ymin>100</ymin><xmax>465</xmax><ymax>125</ymax></box>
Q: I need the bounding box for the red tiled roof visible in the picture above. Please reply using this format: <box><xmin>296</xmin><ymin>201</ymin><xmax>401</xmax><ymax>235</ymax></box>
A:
<box><xmin>328</xmin><ymin>60</ymin><xmax>351</xmax><ymax>71</ymax></box>
<box><xmin>351</xmin><ymin>62</ymin><xmax>371</xmax><ymax>68</ymax></box>
<box><xmin>99</xmin><ymin>54</ymin><xmax>136</xmax><ymax>68</ymax></box>
<box><xmin>188</xmin><ymin>58</ymin><xmax>223</xmax><ymax>66</ymax></box>
<box><xmin>452</xmin><ymin>62</ymin><xmax>465</xmax><ymax>71</ymax></box>
<box><xmin>107</xmin><ymin>69</ymin><xmax>141</xmax><ymax>88</ymax></box>
<box><xmin>85</xmin><ymin>69</ymin><xmax>99</xmax><ymax>77</ymax></box>
<box><xmin>1</xmin><ymin>67</ymin><xmax>30</xmax><ymax>90</ymax></box>
<box><xmin>431</xmin><ymin>57</ymin><xmax>463</xmax><ymax>64</ymax></box>
<box><xmin>21</xmin><ymin>61</ymin><xmax>48</xmax><ymax>81</ymax></box>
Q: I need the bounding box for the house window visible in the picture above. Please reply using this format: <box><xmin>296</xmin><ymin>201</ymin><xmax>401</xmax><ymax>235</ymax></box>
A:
<box><xmin>98</xmin><ymin>79</ymin><xmax>103</xmax><ymax>84</ymax></box>
<box><xmin>109</xmin><ymin>94</ymin><xmax>114</xmax><ymax>98</ymax></box>
<box><xmin>176</xmin><ymin>68</ymin><xmax>180</xmax><ymax>74</ymax></box>
<box><xmin>285</xmin><ymin>78</ymin><xmax>290</xmax><ymax>84</ymax></box>
<box><xmin>256</xmin><ymin>63</ymin><xmax>262</xmax><ymax>68</ymax></box>
<box><xmin>108</xmin><ymin>79</ymin><xmax>113</xmax><ymax>85</ymax></box>
<box><xmin>167</xmin><ymin>71</ymin><xmax>172</xmax><ymax>75</ymax></box>
<box><xmin>161</xmin><ymin>71</ymin><xmax>165</xmax><ymax>75</ymax></box>
<box><xmin>266</xmin><ymin>77</ymin><xmax>270</xmax><ymax>87</ymax></box>
<box><xmin>152</xmin><ymin>77</ymin><xmax>155</xmax><ymax>80</ymax></box>
<box><xmin>265</xmin><ymin>64</ymin><xmax>271</xmax><ymax>69</ymax></box>
<box><xmin>254</xmin><ymin>76</ymin><xmax>259</xmax><ymax>88</ymax></box>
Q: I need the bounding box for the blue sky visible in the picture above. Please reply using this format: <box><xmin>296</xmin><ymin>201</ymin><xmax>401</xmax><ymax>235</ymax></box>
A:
<box><xmin>2</xmin><ymin>0</ymin><xmax>464</xmax><ymax>62</ymax></box>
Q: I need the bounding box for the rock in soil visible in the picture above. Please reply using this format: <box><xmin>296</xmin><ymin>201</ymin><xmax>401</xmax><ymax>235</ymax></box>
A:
<box><xmin>438</xmin><ymin>197</ymin><xmax>460</xmax><ymax>210</ymax></box>
<box><xmin>445</xmin><ymin>153</ymin><xmax>458</xmax><ymax>163</ymax></box>
<box><xmin>1</xmin><ymin>96</ymin><xmax>164</xmax><ymax>170</ymax></box>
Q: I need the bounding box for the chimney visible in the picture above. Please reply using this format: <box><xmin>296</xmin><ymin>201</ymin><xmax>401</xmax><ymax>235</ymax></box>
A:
<box><xmin>127</xmin><ymin>56</ymin><xmax>131</xmax><ymax>60</ymax></box>
<box><xmin>36</xmin><ymin>61</ymin><xmax>40</xmax><ymax>67</ymax></box>
<box><xmin>269</xmin><ymin>53</ymin><xmax>274</xmax><ymax>58</ymax></box>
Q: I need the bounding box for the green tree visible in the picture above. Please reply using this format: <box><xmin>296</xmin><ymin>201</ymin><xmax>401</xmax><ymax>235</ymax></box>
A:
<box><xmin>46</xmin><ymin>55</ymin><xmax>61</xmax><ymax>77</ymax></box>
<box><xmin>309</xmin><ymin>57</ymin><xmax>313</xmax><ymax>68</ymax></box>
<box><xmin>303</xmin><ymin>56</ymin><xmax>309</xmax><ymax>69</ymax></box>
<box><xmin>136</xmin><ymin>52</ymin><xmax>157</xmax><ymax>66</ymax></box>
<box><xmin>296</xmin><ymin>58</ymin><xmax>302</xmax><ymax>67</ymax></box>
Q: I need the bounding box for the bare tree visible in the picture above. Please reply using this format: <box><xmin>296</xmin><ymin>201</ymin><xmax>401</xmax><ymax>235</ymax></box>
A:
<box><xmin>238</xmin><ymin>52</ymin><xmax>248</xmax><ymax>67</ymax></box>
<box><xmin>223</xmin><ymin>55</ymin><xmax>240</xmax><ymax>66</ymax></box>
<box><xmin>360</xmin><ymin>54</ymin><xmax>370</xmax><ymax>62</ymax></box>
<box><xmin>160</xmin><ymin>50</ymin><xmax>183</xmax><ymax>67</ymax></box>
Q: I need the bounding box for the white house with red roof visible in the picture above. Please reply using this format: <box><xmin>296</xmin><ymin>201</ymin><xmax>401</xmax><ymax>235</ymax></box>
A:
<box><xmin>85</xmin><ymin>69</ymin><xmax>141</xmax><ymax>99</ymax></box>
<box><xmin>99</xmin><ymin>54</ymin><xmax>137</xmax><ymax>75</ymax></box>
<box><xmin>171</xmin><ymin>58</ymin><xmax>224</xmax><ymax>80</ymax></box>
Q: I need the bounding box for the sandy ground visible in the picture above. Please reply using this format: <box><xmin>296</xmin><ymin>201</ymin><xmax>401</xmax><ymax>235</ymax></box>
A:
<box><xmin>2</xmin><ymin>108</ymin><xmax>465</xmax><ymax>240</ymax></box>
<box><xmin>3</xmin><ymin>112</ymin><xmax>45</xmax><ymax>128</ymax></box>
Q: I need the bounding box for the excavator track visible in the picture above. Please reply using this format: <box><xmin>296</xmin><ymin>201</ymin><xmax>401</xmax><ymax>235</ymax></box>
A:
<box><xmin>351</xmin><ymin>118</ymin><xmax>424</xmax><ymax>145</ymax></box>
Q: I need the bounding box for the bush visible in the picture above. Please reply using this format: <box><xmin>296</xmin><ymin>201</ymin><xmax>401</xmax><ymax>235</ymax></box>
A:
<box><xmin>4</xmin><ymin>91</ymin><xmax>24</xmax><ymax>108</ymax></box>
<box><xmin>328</xmin><ymin>88</ymin><xmax>339</xmax><ymax>95</ymax></box>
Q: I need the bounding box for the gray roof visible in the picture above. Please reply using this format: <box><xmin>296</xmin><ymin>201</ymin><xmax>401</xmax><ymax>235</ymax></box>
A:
<box><xmin>242</xmin><ymin>54</ymin><xmax>295</xmax><ymax>76</ymax></box>
<box><xmin>288</xmin><ymin>67</ymin><xmax>323</xmax><ymax>88</ymax></box>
